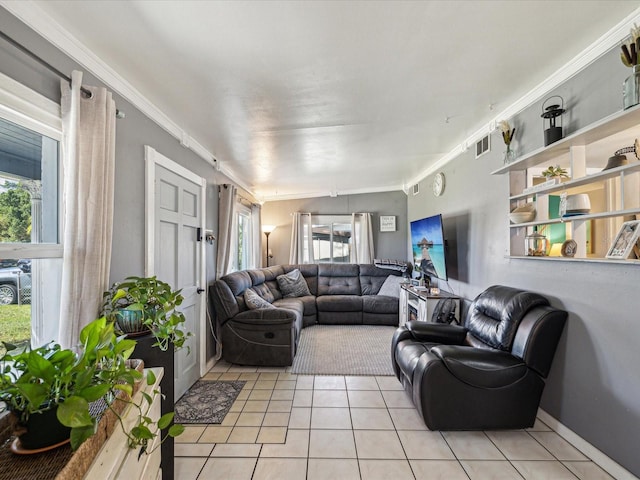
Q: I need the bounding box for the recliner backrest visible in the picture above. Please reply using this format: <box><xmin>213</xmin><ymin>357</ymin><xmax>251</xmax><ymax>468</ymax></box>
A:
<box><xmin>464</xmin><ymin>285</ymin><xmax>549</xmax><ymax>351</ymax></box>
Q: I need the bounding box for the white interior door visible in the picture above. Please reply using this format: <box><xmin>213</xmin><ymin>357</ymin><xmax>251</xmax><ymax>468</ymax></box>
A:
<box><xmin>145</xmin><ymin>146</ymin><xmax>206</xmax><ymax>399</ymax></box>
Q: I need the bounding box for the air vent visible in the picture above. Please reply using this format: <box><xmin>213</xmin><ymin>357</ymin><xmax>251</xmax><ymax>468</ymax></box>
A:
<box><xmin>412</xmin><ymin>184</ymin><xmax>419</xmax><ymax>195</ymax></box>
<box><xmin>475</xmin><ymin>134</ymin><xmax>490</xmax><ymax>159</ymax></box>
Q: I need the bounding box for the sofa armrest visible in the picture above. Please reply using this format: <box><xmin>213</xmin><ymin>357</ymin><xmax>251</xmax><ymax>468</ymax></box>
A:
<box><xmin>231</xmin><ymin>309</ymin><xmax>296</xmax><ymax>326</ymax></box>
<box><xmin>405</xmin><ymin>321</ymin><xmax>468</xmax><ymax>344</ymax></box>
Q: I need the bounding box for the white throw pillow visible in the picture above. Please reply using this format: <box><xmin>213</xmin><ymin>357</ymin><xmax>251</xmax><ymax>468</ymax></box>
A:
<box><xmin>377</xmin><ymin>275</ymin><xmax>404</xmax><ymax>298</ymax></box>
<box><xmin>244</xmin><ymin>288</ymin><xmax>275</xmax><ymax>310</ymax></box>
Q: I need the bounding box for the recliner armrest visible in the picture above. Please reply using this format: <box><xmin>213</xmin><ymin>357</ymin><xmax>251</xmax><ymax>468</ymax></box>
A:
<box><xmin>230</xmin><ymin>309</ymin><xmax>296</xmax><ymax>326</ymax></box>
<box><xmin>405</xmin><ymin>321</ymin><xmax>468</xmax><ymax>344</ymax></box>
<box><xmin>430</xmin><ymin>345</ymin><xmax>528</xmax><ymax>388</ymax></box>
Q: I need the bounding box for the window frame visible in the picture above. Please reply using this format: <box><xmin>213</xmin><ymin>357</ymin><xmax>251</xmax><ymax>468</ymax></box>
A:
<box><xmin>231</xmin><ymin>202</ymin><xmax>255</xmax><ymax>272</ymax></box>
<box><xmin>0</xmin><ymin>71</ymin><xmax>63</xmax><ymax>346</ymax></box>
<box><xmin>311</xmin><ymin>214</ymin><xmax>352</xmax><ymax>263</ymax></box>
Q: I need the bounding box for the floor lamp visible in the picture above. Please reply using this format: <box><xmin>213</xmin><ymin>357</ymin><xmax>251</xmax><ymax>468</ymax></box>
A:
<box><xmin>262</xmin><ymin>225</ymin><xmax>276</xmax><ymax>266</ymax></box>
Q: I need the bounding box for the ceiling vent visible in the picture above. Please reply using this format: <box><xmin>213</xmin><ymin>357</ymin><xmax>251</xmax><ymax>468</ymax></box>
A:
<box><xmin>412</xmin><ymin>184</ymin><xmax>419</xmax><ymax>195</ymax></box>
<box><xmin>475</xmin><ymin>134</ymin><xmax>490</xmax><ymax>159</ymax></box>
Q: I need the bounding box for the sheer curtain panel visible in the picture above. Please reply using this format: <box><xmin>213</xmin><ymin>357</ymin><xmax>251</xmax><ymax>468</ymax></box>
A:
<box><xmin>350</xmin><ymin>212</ymin><xmax>375</xmax><ymax>264</ymax></box>
<box><xmin>58</xmin><ymin>71</ymin><xmax>116</xmax><ymax>348</ymax></box>
<box><xmin>216</xmin><ymin>184</ymin><xmax>237</xmax><ymax>278</ymax></box>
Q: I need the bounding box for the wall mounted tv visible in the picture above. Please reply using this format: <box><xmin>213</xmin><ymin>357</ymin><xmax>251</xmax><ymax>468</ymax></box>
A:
<box><xmin>410</xmin><ymin>214</ymin><xmax>448</xmax><ymax>281</ymax></box>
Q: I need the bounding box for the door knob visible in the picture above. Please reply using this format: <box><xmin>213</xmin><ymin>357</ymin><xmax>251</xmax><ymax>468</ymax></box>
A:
<box><xmin>197</xmin><ymin>288</ymin><xmax>205</xmax><ymax>294</ymax></box>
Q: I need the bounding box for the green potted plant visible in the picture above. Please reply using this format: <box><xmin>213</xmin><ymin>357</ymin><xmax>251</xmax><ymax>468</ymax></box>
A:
<box><xmin>101</xmin><ymin>276</ymin><xmax>190</xmax><ymax>352</ymax></box>
<box><xmin>540</xmin><ymin>165</ymin><xmax>569</xmax><ymax>180</ymax></box>
<box><xmin>0</xmin><ymin>317</ymin><xmax>184</xmax><ymax>452</ymax></box>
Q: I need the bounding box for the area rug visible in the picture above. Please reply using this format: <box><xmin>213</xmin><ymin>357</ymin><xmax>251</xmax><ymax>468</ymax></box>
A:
<box><xmin>291</xmin><ymin>325</ymin><xmax>395</xmax><ymax>376</ymax></box>
<box><xmin>174</xmin><ymin>380</ymin><xmax>245</xmax><ymax>424</ymax></box>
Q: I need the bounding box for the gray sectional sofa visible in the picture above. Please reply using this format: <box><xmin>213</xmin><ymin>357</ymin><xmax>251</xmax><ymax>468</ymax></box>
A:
<box><xmin>210</xmin><ymin>263</ymin><xmax>404</xmax><ymax>366</ymax></box>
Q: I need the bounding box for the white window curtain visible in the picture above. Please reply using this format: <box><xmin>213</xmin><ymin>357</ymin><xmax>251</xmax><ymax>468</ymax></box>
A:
<box><xmin>251</xmin><ymin>203</ymin><xmax>261</xmax><ymax>268</ymax></box>
<box><xmin>216</xmin><ymin>183</ymin><xmax>237</xmax><ymax>278</ymax></box>
<box><xmin>350</xmin><ymin>212</ymin><xmax>375</xmax><ymax>264</ymax></box>
<box><xmin>289</xmin><ymin>212</ymin><xmax>314</xmax><ymax>264</ymax></box>
<box><xmin>58</xmin><ymin>70</ymin><xmax>116</xmax><ymax>348</ymax></box>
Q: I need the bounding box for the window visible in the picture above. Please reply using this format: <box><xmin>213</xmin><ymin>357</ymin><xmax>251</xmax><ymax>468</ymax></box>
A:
<box><xmin>230</xmin><ymin>203</ymin><xmax>257</xmax><ymax>272</ymax></box>
<box><xmin>0</xmin><ymin>72</ymin><xmax>62</xmax><ymax>352</ymax></box>
<box><xmin>236</xmin><ymin>206</ymin><xmax>252</xmax><ymax>271</ymax></box>
<box><xmin>312</xmin><ymin>215</ymin><xmax>352</xmax><ymax>263</ymax></box>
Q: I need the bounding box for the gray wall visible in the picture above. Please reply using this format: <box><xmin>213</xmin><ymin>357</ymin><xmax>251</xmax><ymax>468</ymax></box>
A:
<box><xmin>408</xmin><ymin>46</ymin><xmax>640</xmax><ymax>476</ymax></box>
<box><xmin>0</xmin><ymin>9</ymin><xmax>220</xmax><ymax>359</ymax></box>
<box><xmin>262</xmin><ymin>190</ymin><xmax>408</xmax><ymax>267</ymax></box>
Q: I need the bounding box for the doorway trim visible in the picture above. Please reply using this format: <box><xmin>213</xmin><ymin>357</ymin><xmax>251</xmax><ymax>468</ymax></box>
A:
<box><xmin>144</xmin><ymin>145</ymin><xmax>208</xmax><ymax>377</ymax></box>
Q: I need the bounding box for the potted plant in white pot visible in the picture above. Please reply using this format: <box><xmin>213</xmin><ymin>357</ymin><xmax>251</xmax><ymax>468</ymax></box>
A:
<box><xmin>0</xmin><ymin>317</ymin><xmax>184</xmax><ymax>453</ymax></box>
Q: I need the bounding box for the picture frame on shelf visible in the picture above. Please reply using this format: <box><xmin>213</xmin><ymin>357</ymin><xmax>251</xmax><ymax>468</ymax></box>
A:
<box><xmin>605</xmin><ymin>220</ymin><xmax>640</xmax><ymax>259</ymax></box>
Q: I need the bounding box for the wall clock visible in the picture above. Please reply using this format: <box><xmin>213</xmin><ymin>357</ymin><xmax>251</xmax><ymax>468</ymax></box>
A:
<box><xmin>432</xmin><ymin>172</ymin><xmax>445</xmax><ymax>197</ymax></box>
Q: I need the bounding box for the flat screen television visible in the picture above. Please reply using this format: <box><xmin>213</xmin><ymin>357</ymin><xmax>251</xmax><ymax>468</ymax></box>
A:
<box><xmin>410</xmin><ymin>214</ymin><xmax>448</xmax><ymax>281</ymax></box>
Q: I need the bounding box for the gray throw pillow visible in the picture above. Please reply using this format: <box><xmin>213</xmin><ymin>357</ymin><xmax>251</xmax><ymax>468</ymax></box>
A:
<box><xmin>244</xmin><ymin>288</ymin><xmax>275</xmax><ymax>310</ymax></box>
<box><xmin>276</xmin><ymin>269</ymin><xmax>311</xmax><ymax>298</ymax></box>
<box><xmin>377</xmin><ymin>275</ymin><xmax>404</xmax><ymax>298</ymax></box>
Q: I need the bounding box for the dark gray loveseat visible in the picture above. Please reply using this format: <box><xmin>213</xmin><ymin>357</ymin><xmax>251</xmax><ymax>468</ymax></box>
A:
<box><xmin>210</xmin><ymin>263</ymin><xmax>403</xmax><ymax>366</ymax></box>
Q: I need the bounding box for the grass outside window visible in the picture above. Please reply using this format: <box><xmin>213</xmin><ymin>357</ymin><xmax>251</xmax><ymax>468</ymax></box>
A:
<box><xmin>0</xmin><ymin>305</ymin><xmax>30</xmax><ymax>355</ymax></box>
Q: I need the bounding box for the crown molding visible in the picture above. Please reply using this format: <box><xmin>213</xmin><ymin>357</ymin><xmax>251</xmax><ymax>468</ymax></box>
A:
<box><xmin>406</xmin><ymin>6</ymin><xmax>640</xmax><ymax>189</ymax></box>
<box><xmin>260</xmin><ymin>183</ymin><xmax>404</xmax><ymax>203</ymax></box>
<box><xmin>1</xmin><ymin>0</ymin><xmax>255</xmax><ymax>195</ymax></box>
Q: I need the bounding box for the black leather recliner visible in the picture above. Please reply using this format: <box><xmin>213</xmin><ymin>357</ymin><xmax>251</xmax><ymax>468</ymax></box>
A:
<box><xmin>391</xmin><ymin>285</ymin><xmax>567</xmax><ymax>430</ymax></box>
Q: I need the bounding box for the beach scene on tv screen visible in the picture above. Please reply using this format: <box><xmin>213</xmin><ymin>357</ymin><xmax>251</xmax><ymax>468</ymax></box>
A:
<box><xmin>411</xmin><ymin>215</ymin><xmax>446</xmax><ymax>280</ymax></box>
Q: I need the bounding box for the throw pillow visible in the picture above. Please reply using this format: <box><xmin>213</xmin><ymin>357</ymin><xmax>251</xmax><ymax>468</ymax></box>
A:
<box><xmin>377</xmin><ymin>274</ymin><xmax>405</xmax><ymax>298</ymax></box>
<box><xmin>276</xmin><ymin>269</ymin><xmax>311</xmax><ymax>298</ymax></box>
<box><xmin>244</xmin><ymin>288</ymin><xmax>275</xmax><ymax>310</ymax></box>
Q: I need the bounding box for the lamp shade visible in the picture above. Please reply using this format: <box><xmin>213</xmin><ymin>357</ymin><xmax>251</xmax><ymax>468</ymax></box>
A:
<box><xmin>262</xmin><ymin>225</ymin><xmax>276</xmax><ymax>234</ymax></box>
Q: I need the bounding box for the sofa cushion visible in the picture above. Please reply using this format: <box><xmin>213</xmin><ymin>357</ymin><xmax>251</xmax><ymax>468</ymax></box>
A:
<box><xmin>362</xmin><ymin>295</ymin><xmax>398</xmax><ymax>314</ymax></box>
<box><xmin>244</xmin><ymin>289</ymin><xmax>275</xmax><ymax>310</ymax></box>
<box><xmin>316</xmin><ymin>295</ymin><xmax>362</xmax><ymax>312</ymax></box>
<box><xmin>376</xmin><ymin>275</ymin><xmax>404</xmax><ymax>298</ymax></box>
<box><xmin>272</xmin><ymin>297</ymin><xmax>305</xmax><ymax>333</ymax></box>
<box><xmin>359</xmin><ymin>264</ymin><xmax>401</xmax><ymax>295</ymax></box>
<box><xmin>252</xmin><ymin>282</ymin><xmax>275</xmax><ymax>303</ymax></box>
<box><xmin>262</xmin><ymin>266</ymin><xmax>285</xmax><ymax>301</ymax></box>
<box><xmin>318</xmin><ymin>264</ymin><xmax>361</xmax><ymax>295</ymax></box>
<box><xmin>283</xmin><ymin>264</ymin><xmax>319</xmax><ymax>296</ymax></box>
<box><xmin>277</xmin><ymin>269</ymin><xmax>311</xmax><ymax>297</ymax></box>
<box><xmin>431</xmin><ymin>345</ymin><xmax>529</xmax><ymax>388</ymax></box>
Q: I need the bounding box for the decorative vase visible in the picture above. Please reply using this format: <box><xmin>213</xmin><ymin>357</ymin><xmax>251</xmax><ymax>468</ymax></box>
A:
<box><xmin>503</xmin><ymin>145</ymin><xmax>516</xmax><ymax>165</ymax></box>
<box><xmin>623</xmin><ymin>65</ymin><xmax>640</xmax><ymax>110</ymax></box>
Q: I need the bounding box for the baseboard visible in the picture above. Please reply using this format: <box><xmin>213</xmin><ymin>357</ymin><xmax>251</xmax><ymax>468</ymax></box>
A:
<box><xmin>537</xmin><ymin>409</ymin><xmax>638</xmax><ymax>480</ymax></box>
<box><xmin>206</xmin><ymin>357</ymin><xmax>215</xmax><ymax>373</ymax></box>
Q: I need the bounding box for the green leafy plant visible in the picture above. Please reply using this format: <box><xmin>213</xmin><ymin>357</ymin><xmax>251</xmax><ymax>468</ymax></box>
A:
<box><xmin>540</xmin><ymin>165</ymin><xmax>569</xmax><ymax>179</ymax></box>
<box><xmin>102</xmin><ymin>276</ymin><xmax>191</xmax><ymax>352</ymax></box>
<box><xmin>0</xmin><ymin>317</ymin><xmax>184</xmax><ymax>451</ymax></box>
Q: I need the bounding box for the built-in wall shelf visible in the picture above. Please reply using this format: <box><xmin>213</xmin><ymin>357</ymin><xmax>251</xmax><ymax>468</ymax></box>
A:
<box><xmin>507</xmin><ymin>255</ymin><xmax>640</xmax><ymax>265</ymax></box>
<box><xmin>491</xmin><ymin>103</ymin><xmax>640</xmax><ymax>175</ymax></box>
<box><xmin>508</xmin><ymin>162</ymin><xmax>640</xmax><ymax>201</ymax></box>
<box><xmin>496</xmin><ymin>103</ymin><xmax>640</xmax><ymax>262</ymax></box>
<box><xmin>510</xmin><ymin>208</ymin><xmax>640</xmax><ymax>228</ymax></box>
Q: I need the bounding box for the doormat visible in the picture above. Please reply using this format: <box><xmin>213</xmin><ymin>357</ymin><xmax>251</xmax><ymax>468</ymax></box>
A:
<box><xmin>174</xmin><ymin>380</ymin><xmax>245</xmax><ymax>424</ymax></box>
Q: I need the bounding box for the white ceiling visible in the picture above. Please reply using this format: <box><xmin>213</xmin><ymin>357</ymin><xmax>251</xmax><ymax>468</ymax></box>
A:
<box><xmin>21</xmin><ymin>1</ymin><xmax>640</xmax><ymax>200</ymax></box>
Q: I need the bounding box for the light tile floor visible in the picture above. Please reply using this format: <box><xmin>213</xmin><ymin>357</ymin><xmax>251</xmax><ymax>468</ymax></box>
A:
<box><xmin>175</xmin><ymin>360</ymin><xmax>615</xmax><ymax>480</ymax></box>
